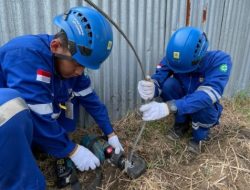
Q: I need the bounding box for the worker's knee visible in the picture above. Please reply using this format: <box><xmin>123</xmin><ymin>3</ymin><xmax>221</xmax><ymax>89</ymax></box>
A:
<box><xmin>0</xmin><ymin>88</ymin><xmax>32</xmax><ymax>141</ymax></box>
<box><xmin>161</xmin><ymin>77</ymin><xmax>184</xmax><ymax>101</ymax></box>
<box><xmin>0</xmin><ymin>89</ymin><xmax>45</xmax><ymax>190</ymax></box>
<box><xmin>191</xmin><ymin>104</ymin><xmax>221</xmax><ymax>125</ymax></box>
<box><xmin>191</xmin><ymin>104</ymin><xmax>223</xmax><ymax>141</ymax></box>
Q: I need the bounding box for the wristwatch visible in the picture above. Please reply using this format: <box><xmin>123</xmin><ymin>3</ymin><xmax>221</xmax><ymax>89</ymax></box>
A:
<box><xmin>166</xmin><ymin>100</ymin><xmax>177</xmax><ymax>113</ymax></box>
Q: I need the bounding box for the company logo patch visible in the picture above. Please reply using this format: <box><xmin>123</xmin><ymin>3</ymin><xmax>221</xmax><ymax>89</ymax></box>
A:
<box><xmin>199</xmin><ymin>77</ymin><xmax>204</xmax><ymax>83</ymax></box>
<box><xmin>36</xmin><ymin>69</ymin><xmax>51</xmax><ymax>84</ymax></box>
<box><xmin>173</xmin><ymin>52</ymin><xmax>180</xmax><ymax>59</ymax></box>
<box><xmin>107</xmin><ymin>41</ymin><xmax>112</xmax><ymax>50</ymax></box>
<box><xmin>219</xmin><ymin>64</ymin><xmax>228</xmax><ymax>72</ymax></box>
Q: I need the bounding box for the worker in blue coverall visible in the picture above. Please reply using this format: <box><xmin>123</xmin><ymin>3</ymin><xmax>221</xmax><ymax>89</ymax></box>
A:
<box><xmin>138</xmin><ymin>27</ymin><xmax>232</xmax><ymax>154</ymax></box>
<box><xmin>0</xmin><ymin>89</ymin><xmax>46</xmax><ymax>190</ymax></box>
<box><xmin>0</xmin><ymin>6</ymin><xmax>124</xmax><ymax>189</ymax></box>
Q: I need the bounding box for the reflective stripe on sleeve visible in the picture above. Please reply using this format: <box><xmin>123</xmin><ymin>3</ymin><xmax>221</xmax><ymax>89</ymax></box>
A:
<box><xmin>196</xmin><ymin>85</ymin><xmax>221</xmax><ymax>103</ymax></box>
<box><xmin>28</xmin><ymin>103</ymin><xmax>53</xmax><ymax>115</ymax></box>
<box><xmin>0</xmin><ymin>97</ymin><xmax>28</xmax><ymax>127</ymax></box>
<box><xmin>73</xmin><ymin>86</ymin><xmax>93</xmax><ymax>97</ymax></box>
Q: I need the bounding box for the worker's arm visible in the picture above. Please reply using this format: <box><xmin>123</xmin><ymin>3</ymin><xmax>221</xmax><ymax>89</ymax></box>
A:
<box><xmin>138</xmin><ymin>57</ymin><xmax>172</xmax><ymax>100</ymax></box>
<box><xmin>175</xmin><ymin>51</ymin><xmax>232</xmax><ymax>115</ymax></box>
<box><xmin>73</xmin><ymin>76</ymin><xmax>124</xmax><ymax>154</ymax></box>
<box><xmin>73</xmin><ymin>75</ymin><xmax>114</xmax><ymax>136</ymax></box>
<box><xmin>1</xmin><ymin>49</ymin><xmax>76</xmax><ymax>158</ymax></box>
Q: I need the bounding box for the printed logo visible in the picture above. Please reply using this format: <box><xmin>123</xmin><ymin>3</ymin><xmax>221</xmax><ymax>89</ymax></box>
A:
<box><xmin>107</xmin><ymin>41</ymin><xmax>112</xmax><ymax>50</ymax></box>
<box><xmin>220</xmin><ymin>64</ymin><xmax>228</xmax><ymax>72</ymax></box>
<box><xmin>173</xmin><ymin>52</ymin><xmax>180</xmax><ymax>59</ymax></box>
<box><xmin>72</xmin><ymin>18</ymin><xmax>84</xmax><ymax>36</ymax></box>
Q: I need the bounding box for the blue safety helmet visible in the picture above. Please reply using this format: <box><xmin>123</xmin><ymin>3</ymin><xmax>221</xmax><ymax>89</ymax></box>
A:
<box><xmin>53</xmin><ymin>6</ymin><xmax>113</xmax><ymax>69</ymax></box>
<box><xmin>166</xmin><ymin>27</ymin><xmax>208</xmax><ymax>73</ymax></box>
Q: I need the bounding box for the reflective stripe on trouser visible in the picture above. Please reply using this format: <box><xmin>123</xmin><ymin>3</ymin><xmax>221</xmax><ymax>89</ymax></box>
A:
<box><xmin>192</xmin><ymin>123</ymin><xmax>211</xmax><ymax>142</ymax></box>
<box><xmin>0</xmin><ymin>88</ymin><xmax>45</xmax><ymax>190</ymax></box>
<box><xmin>191</xmin><ymin>104</ymin><xmax>222</xmax><ymax>142</ymax></box>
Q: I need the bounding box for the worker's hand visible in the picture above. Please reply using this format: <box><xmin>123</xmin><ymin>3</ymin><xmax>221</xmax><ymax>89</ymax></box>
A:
<box><xmin>137</xmin><ymin>79</ymin><xmax>155</xmax><ymax>100</ymax></box>
<box><xmin>69</xmin><ymin>144</ymin><xmax>100</xmax><ymax>172</ymax></box>
<box><xmin>140</xmin><ymin>101</ymin><xmax>169</xmax><ymax>121</ymax></box>
<box><xmin>108</xmin><ymin>135</ymin><xmax>124</xmax><ymax>154</ymax></box>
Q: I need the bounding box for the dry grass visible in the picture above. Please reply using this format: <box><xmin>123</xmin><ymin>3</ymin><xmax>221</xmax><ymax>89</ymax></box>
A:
<box><xmin>41</xmin><ymin>97</ymin><xmax>250</xmax><ymax>190</ymax></box>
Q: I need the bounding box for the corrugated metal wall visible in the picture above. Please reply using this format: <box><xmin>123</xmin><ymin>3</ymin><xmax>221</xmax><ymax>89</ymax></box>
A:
<box><xmin>0</xmin><ymin>0</ymin><xmax>250</xmax><ymax>124</ymax></box>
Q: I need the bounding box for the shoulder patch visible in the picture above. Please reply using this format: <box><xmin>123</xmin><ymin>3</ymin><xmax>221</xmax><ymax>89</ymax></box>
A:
<box><xmin>36</xmin><ymin>69</ymin><xmax>51</xmax><ymax>84</ymax></box>
<box><xmin>219</xmin><ymin>64</ymin><xmax>228</xmax><ymax>72</ymax></box>
<box><xmin>173</xmin><ymin>52</ymin><xmax>180</xmax><ymax>59</ymax></box>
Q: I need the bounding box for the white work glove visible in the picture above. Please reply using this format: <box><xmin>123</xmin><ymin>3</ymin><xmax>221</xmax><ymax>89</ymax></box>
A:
<box><xmin>139</xmin><ymin>101</ymin><xmax>169</xmax><ymax>121</ymax></box>
<box><xmin>108</xmin><ymin>135</ymin><xmax>124</xmax><ymax>154</ymax></box>
<box><xmin>70</xmin><ymin>144</ymin><xmax>100</xmax><ymax>172</ymax></box>
<box><xmin>138</xmin><ymin>79</ymin><xmax>155</xmax><ymax>100</ymax></box>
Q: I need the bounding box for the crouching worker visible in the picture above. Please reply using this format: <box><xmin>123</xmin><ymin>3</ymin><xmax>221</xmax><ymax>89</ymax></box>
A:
<box><xmin>138</xmin><ymin>27</ymin><xmax>232</xmax><ymax>154</ymax></box>
<box><xmin>0</xmin><ymin>89</ymin><xmax>45</xmax><ymax>189</ymax></box>
<box><xmin>0</xmin><ymin>6</ymin><xmax>123</xmax><ymax>189</ymax></box>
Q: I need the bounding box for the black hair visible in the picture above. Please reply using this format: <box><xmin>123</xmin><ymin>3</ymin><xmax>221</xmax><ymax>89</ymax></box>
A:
<box><xmin>54</xmin><ymin>30</ymin><xmax>68</xmax><ymax>49</ymax></box>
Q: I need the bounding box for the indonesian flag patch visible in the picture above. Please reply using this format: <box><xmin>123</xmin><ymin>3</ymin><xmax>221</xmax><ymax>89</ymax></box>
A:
<box><xmin>156</xmin><ymin>63</ymin><xmax>163</xmax><ymax>69</ymax></box>
<box><xmin>36</xmin><ymin>69</ymin><xmax>51</xmax><ymax>84</ymax></box>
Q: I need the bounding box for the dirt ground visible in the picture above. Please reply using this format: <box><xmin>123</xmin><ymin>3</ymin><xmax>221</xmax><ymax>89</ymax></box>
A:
<box><xmin>39</xmin><ymin>96</ymin><xmax>250</xmax><ymax>190</ymax></box>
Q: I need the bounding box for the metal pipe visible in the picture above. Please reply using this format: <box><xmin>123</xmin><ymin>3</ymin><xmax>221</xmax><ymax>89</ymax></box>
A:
<box><xmin>84</xmin><ymin>0</ymin><xmax>146</xmax><ymax>79</ymax></box>
<box><xmin>84</xmin><ymin>0</ymin><xmax>148</xmax><ymax>165</ymax></box>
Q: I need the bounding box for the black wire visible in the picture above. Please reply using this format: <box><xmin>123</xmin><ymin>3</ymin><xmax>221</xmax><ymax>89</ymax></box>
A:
<box><xmin>84</xmin><ymin>0</ymin><xmax>146</xmax><ymax>79</ymax></box>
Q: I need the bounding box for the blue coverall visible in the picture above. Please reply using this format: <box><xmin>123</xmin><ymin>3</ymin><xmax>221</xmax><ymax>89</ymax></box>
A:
<box><xmin>0</xmin><ymin>34</ymin><xmax>114</xmax><ymax>189</ymax></box>
<box><xmin>152</xmin><ymin>51</ymin><xmax>232</xmax><ymax>141</ymax></box>
<box><xmin>0</xmin><ymin>88</ymin><xmax>45</xmax><ymax>190</ymax></box>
